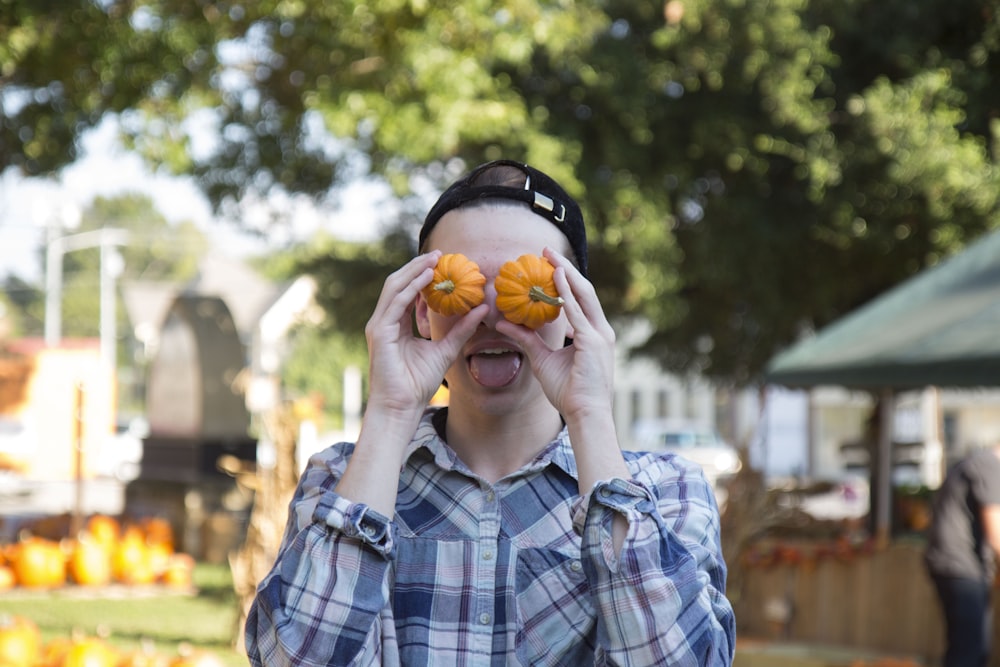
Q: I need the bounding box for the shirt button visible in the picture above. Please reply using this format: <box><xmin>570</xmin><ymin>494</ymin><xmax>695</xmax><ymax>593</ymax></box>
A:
<box><xmin>485</xmin><ymin>491</ymin><xmax>496</xmax><ymax>502</ymax></box>
<box><xmin>479</xmin><ymin>613</ymin><xmax>491</xmax><ymax>625</ymax></box>
<box><xmin>570</xmin><ymin>560</ymin><xmax>582</xmax><ymax>572</ymax></box>
<box><xmin>483</xmin><ymin>550</ymin><xmax>493</xmax><ymax>561</ymax></box>
<box><xmin>599</xmin><ymin>488</ymin><xmax>612</xmax><ymax>498</ymax></box>
<box><xmin>362</xmin><ymin>524</ymin><xmax>376</xmax><ymax>537</ymax></box>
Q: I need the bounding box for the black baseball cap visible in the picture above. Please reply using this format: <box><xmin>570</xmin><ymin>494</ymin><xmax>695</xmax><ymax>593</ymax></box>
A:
<box><xmin>418</xmin><ymin>160</ymin><xmax>588</xmax><ymax>278</ymax></box>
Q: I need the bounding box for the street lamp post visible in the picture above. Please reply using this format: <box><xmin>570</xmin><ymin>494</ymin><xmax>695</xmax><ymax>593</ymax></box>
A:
<box><xmin>44</xmin><ymin>228</ymin><xmax>129</xmax><ymax>370</ymax></box>
<box><xmin>44</xmin><ymin>227</ymin><xmax>129</xmax><ymax>532</ymax></box>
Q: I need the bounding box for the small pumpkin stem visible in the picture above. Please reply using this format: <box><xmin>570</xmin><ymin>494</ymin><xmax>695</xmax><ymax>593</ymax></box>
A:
<box><xmin>433</xmin><ymin>279</ymin><xmax>456</xmax><ymax>294</ymax></box>
<box><xmin>528</xmin><ymin>285</ymin><xmax>565</xmax><ymax>307</ymax></box>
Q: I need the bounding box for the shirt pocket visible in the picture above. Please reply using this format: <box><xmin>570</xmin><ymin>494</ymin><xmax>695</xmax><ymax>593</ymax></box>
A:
<box><xmin>514</xmin><ymin>547</ymin><xmax>596</xmax><ymax>665</ymax></box>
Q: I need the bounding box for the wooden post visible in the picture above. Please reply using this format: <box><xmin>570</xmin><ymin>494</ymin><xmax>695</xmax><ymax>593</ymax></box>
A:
<box><xmin>71</xmin><ymin>381</ymin><xmax>85</xmax><ymax>537</ymax></box>
<box><xmin>875</xmin><ymin>388</ymin><xmax>894</xmax><ymax>547</ymax></box>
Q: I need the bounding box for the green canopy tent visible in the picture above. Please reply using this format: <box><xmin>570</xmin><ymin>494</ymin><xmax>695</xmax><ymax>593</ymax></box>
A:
<box><xmin>767</xmin><ymin>229</ymin><xmax>1000</xmax><ymax>389</ymax></box>
<box><xmin>766</xmin><ymin>227</ymin><xmax>1000</xmax><ymax>540</ymax></box>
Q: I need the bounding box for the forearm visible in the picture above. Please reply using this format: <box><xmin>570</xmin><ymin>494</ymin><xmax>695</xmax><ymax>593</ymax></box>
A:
<box><xmin>983</xmin><ymin>505</ymin><xmax>1000</xmax><ymax>556</ymax></box>
<box><xmin>566</xmin><ymin>407</ymin><xmax>630</xmax><ymax>493</ymax></box>
<box><xmin>566</xmin><ymin>408</ymin><xmax>631</xmax><ymax>554</ymax></box>
<box><xmin>334</xmin><ymin>404</ymin><xmax>424</xmax><ymax>516</ymax></box>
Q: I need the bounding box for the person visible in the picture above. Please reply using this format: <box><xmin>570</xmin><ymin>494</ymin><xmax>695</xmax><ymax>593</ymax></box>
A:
<box><xmin>924</xmin><ymin>442</ymin><xmax>1000</xmax><ymax>667</ymax></box>
<box><xmin>245</xmin><ymin>160</ymin><xmax>736</xmax><ymax>666</ymax></box>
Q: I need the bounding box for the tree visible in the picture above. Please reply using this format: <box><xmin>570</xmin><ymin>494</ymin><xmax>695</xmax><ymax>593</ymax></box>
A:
<box><xmin>0</xmin><ymin>276</ymin><xmax>39</xmax><ymax>339</ymax></box>
<box><xmin>0</xmin><ymin>1</ymin><xmax>234</xmax><ymax>174</ymax></box>
<box><xmin>3</xmin><ymin>0</ymin><xmax>999</xmax><ymax>385</ymax></box>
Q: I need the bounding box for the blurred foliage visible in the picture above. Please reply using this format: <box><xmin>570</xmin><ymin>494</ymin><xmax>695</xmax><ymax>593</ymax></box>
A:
<box><xmin>3</xmin><ymin>0</ymin><xmax>999</xmax><ymax>384</ymax></box>
<box><xmin>0</xmin><ymin>278</ymin><xmax>31</xmax><ymax>339</ymax></box>
<box><xmin>280</xmin><ymin>323</ymin><xmax>369</xmax><ymax>430</ymax></box>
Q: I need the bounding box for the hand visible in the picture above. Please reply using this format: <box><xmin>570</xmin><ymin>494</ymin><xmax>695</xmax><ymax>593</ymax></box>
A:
<box><xmin>364</xmin><ymin>251</ymin><xmax>487</xmax><ymax>417</ymax></box>
<box><xmin>496</xmin><ymin>247</ymin><xmax>617</xmax><ymax>424</ymax></box>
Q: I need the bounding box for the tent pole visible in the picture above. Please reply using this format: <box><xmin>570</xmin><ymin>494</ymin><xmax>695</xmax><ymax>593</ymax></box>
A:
<box><xmin>875</xmin><ymin>388</ymin><xmax>894</xmax><ymax>546</ymax></box>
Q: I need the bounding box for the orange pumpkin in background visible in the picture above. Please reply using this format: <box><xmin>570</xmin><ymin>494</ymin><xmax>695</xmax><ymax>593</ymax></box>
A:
<box><xmin>67</xmin><ymin>536</ymin><xmax>112</xmax><ymax>586</ymax></box>
<box><xmin>422</xmin><ymin>253</ymin><xmax>486</xmax><ymax>317</ymax></box>
<box><xmin>112</xmin><ymin>528</ymin><xmax>155</xmax><ymax>585</ymax></box>
<box><xmin>0</xmin><ymin>614</ymin><xmax>42</xmax><ymax>667</ymax></box>
<box><xmin>141</xmin><ymin>517</ymin><xmax>175</xmax><ymax>552</ymax></box>
<box><xmin>85</xmin><ymin>515</ymin><xmax>121</xmax><ymax>552</ymax></box>
<box><xmin>60</xmin><ymin>637</ymin><xmax>119</xmax><ymax>667</ymax></box>
<box><xmin>10</xmin><ymin>537</ymin><xmax>65</xmax><ymax>588</ymax></box>
<box><xmin>168</xmin><ymin>648</ymin><xmax>227</xmax><ymax>667</ymax></box>
<box><xmin>38</xmin><ymin>636</ymin><xmax>74</xmax><ymax>667</ymax></box>
<box><xmin>0</xmin><ymin>564</ymin><xmax>15</xmax><ymax>590</ymax></box>
<box><xmin>117</xmin><ymin>644</ymin><xmax>172</xmax><ymax>667</ymax></box>
<box><xmin>494</xmin><ymin>254</ymin><xmax>565</xmax><ymax>329</ymax></box>
<box><xmin>161</xmin><ymin>553</ymin><xmax>195</xmax><ymax>589</ymax></box>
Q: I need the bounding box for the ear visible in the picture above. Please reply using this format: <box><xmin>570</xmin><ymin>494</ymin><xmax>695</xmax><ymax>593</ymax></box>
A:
<box><xmin>415</xmin><ymin>292</ymin><xmax>432</xmax><ymax>339</ymax></box>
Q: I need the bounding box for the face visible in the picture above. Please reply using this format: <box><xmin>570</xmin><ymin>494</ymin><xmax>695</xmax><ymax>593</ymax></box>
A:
<box><xmin>416</xmin><ymin>203</ymin><xmax>573</xmax><ymax>413</ymax></box>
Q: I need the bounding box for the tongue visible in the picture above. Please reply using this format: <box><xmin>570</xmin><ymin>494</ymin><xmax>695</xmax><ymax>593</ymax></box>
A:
<box><xmin>470</xmin><ymin>352</ymin><xmax>522</xmax><ymax>387</ymax></box>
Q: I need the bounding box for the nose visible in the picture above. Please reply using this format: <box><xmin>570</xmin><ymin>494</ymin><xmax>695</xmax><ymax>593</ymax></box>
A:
<box><xmin>480</xmin><ymin>276</ymin><xmax>503</xmax><ymax>328</ymax></box>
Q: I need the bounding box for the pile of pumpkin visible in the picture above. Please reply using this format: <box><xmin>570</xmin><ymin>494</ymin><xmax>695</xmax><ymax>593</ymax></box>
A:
<box><xmin>0</xmin><ymin>514</ymin><xmax>194</xmax><ymax>590</ymax></box>
<box><xmin>0</xmin><ymin>614</ymin><xmax>225</xmax><ymax>667</ymax></box>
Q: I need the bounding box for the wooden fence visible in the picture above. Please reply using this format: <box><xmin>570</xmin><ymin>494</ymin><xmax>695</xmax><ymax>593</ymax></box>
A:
<box><xmin>734</xmin><ymin>539</ymin><xmax>1000</xmax><ymax>665</ymax></box>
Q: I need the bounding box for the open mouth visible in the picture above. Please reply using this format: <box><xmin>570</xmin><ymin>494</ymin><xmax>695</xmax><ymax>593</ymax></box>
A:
<box><xmin>468</xmin><ymin>348</ymin><xmax>523</xmax><ymax>387</ymax></box>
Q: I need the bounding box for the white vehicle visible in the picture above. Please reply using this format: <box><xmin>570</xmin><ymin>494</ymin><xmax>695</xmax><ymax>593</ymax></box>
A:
<box><xmin>94</xmin><ymin>417</ymin><xmax>148</xmax><ymax>482</ymax></box>
<box><xmin>631</xmin><ymin>419</ymin><xmax>742</xmax><ymax>485</ymax></box>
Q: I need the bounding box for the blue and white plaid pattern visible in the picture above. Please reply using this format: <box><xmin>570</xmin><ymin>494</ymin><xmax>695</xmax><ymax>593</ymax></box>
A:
<box><xmin>247</xmin><ymin>409</ymin><xmax>735</xmax><ymax>666</ymax></box>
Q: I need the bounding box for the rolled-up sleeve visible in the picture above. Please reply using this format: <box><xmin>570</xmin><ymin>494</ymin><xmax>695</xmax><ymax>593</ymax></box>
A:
<box><xmin>574</xmin><ymin>461</ymin><xmax>735</xmax><ymax>666</ymax></box>
<box><xmin>245</xmin><ymin>445</ymin><xmax>396</xmax><ymax>667</ymax></box>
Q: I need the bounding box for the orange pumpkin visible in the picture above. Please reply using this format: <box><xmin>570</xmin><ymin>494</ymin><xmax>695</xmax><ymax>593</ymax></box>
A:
<box><xmin>60</xmin><ymin>637</ymin><xmax>119</xmax><ymax>667</ymax></box>
<box><xmin>169</xmin><ymin>649</ymin><xmax>227</xmax><ymax>667</ymax></box>
<box><xmin>160</xmin><ymin>553</ymin><xmax>195</xmax><ymax>589</ymax></box>
<box><xmin>141</xmin><ymin>517</ymin><xmax>175</xmax><ymax>552</ymax></box>
<box><xmin>421</xmin><ymin>253</ymin><xmax>486</xmax><ymax>316</ymax></box>
<box><xmin>494</xmin><ymin>254</ymin><xmax>565</xmax><ymax>329</ymax></box>
<box><xmin>148</xmin><ymin>541</ymin><xmax>173</xmax><ymax>580</ymax></box>
<box><xmin>68</xmin><ymin>536</ymin><xmax>112</xmax><ymax>586</ymax></box>
<box><xmin>85</xmin><ymin>515</ymin><xmax>121</xmax><ymax>553</ymax></box>
<box><xmin>38</xmin><ymin>636</ymin><xmax>73</xmax><ymax>667</ymax></box>
<box><xmin>0</xmin><ymin>565</ymin><xmax>15</xmax><ymax>590</ymax></box>
<box><xmin>0</xmin><ymin>615</ymin><xmax>41</xmax><ymax>667</ymax></box>
<box><xmin>117</xmin><ymin>644</ymin><xmax>172</xmax><ymax>667</ymax></box>
<box><xmin>10</xmin><ymin>537</ymin><xmax>65</xmax><ymax>588</ymax></box>
<box><xmin>111</xmin><ymin>529</ymin><xmax>156</xmax><ymax>585</ymax></box>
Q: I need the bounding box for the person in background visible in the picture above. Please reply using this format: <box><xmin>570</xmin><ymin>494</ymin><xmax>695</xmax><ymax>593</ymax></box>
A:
<box><xmin>924</xmin><ymin>441</ymin><xmax>1000</xmax><ymax>667</ymax></box>
<box><xmin>245</xmin><ymin>160</ymin><xmax>735</xmax><ymax>666</ymax></box>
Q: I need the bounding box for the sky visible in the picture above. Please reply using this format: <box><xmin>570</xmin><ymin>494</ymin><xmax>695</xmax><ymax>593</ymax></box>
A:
<box><xmin>0</xmin><ymin>117</ymin><xmax>395</xmax><ymax>285</ymax></box>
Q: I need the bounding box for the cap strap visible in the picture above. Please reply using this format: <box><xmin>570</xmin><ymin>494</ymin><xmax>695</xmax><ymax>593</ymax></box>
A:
<box><xmin>532</xmin><ymin>192</ymin><xmax>566</xmax><ymax>223</ymax></box>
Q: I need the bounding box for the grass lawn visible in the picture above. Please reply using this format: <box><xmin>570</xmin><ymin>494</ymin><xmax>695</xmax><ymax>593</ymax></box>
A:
<box><xmin>0</xmin><ymin>562</ymin><xmax>249</xmax><ymax>666</ymax></box>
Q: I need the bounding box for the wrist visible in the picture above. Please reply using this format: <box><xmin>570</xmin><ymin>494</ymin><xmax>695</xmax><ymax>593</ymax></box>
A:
<box><xmin>358</xmin><ymin>402</ymin><xmax>426</xmax><ymax>451</ymax></box>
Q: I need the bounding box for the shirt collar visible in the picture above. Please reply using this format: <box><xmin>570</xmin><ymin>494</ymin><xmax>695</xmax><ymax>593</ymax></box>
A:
<box><xmin>406</xmin><ymin>407</ymin><xmax>579</xmax><ymax>480</ymax></box>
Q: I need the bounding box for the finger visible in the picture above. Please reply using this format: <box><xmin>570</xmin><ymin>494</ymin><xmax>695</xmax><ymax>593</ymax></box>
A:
<box><xmin>544</xmin><ymin>248</ymin><xmax>614</xmax><ymax>340</ymax></box>
<box><xmin>371</xmin><ymin>252</ymin><xmax>441</xmax><ymax>325</ymax></box>
<box><xmin>495</xmin><ymin>319</ymin><xmax>554</xmax><ymax>362</ymax></box>
<box><xmin>438</xmin><ymin>304</ymin><xmax>490</xmax><ymax>355</ymax></box>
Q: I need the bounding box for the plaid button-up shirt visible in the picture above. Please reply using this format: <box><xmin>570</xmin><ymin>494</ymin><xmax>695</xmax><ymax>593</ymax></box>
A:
<box><xmin>246</xmin><ymin>409</ymin><xmax>735</xmax><ymax>666</ymax></box>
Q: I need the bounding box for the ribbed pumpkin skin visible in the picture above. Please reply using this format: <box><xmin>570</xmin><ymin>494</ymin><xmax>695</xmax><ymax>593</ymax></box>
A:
<box><xmin>422</xmin><ymin>253</ymin><xmax>486</xmax><ymax>316</ymax></box>
<box><xmin>494</xmin><ymin>254</ymin><xmax>564</xmax><ymax>329</ymax></box>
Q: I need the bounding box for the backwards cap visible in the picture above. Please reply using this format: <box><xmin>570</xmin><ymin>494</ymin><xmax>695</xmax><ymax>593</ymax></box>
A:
<box><xmin>418</xmin><ymin>160</ymin><xmax>588</xmax><ymax>277</ymax></box>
